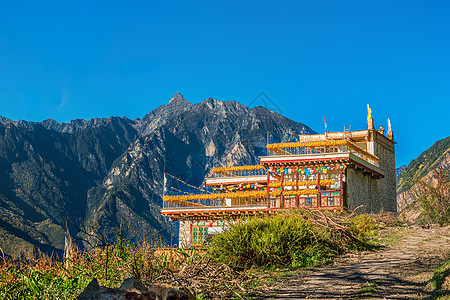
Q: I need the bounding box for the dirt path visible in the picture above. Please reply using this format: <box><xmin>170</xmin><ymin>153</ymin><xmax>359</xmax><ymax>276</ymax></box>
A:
<box><xmin>256</xmin><ymin>226</ymin><xmax>450</xmax><ymax>299</ymax></box>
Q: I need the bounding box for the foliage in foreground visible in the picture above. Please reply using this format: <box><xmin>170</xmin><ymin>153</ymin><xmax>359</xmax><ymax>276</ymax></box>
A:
<box><xmin>207</xmin><ymin>209</ymin><xmax>378</xmax><ymax>269</ymax></box>
<box><xmin>0</xmin><ymin>235</ymin><xmax>274</xmax><ymax>299</ymax></box>
<box><xmin>0</xmin><ymin>210</ymin><xmax>380</xmax><ymax>299</ymax></box>
<box><xmin>427</xmin><ymin>257</ymin><xmax>450</xmax><ymax>299</ymax></box>
<box><xmin>0</xmin><ymin>238</ymin><xmax>186</xmax><ymax>299</ymax></box>
<box><xmin>415</xmin><ymin>170</ymin><xmax>450</xmax><ymax>226</ymax></box>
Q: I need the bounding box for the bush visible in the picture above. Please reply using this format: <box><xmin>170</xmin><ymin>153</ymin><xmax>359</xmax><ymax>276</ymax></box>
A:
<box><xmin>350</xmin><ymin>214</ymin><xmax>378</xmax><ymax>239</ymax></box>
<box><xmin>207</xmin><ymin>210</ymin><xmax>378</xmax><ymax>269</ymax></box>
<box><xmin>415</xmin><ymin>170</ymin><xmax>450</xmax><ymax>226</ymax></box>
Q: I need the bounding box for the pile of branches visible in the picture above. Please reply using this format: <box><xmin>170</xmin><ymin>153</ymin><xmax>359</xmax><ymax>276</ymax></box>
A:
<box><xmin>296</xmin><ymin>207</ymin><xmax>379</xmax><ymax>246</ymax></box>
<box><xmin>150</xmin><ymin>253</ymin><xmax>262</xmax><ymax>299</ymax></box>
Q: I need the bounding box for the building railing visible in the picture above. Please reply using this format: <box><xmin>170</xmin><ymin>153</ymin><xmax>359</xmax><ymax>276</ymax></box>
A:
<box><xmin>162</xmin><ymin>201</ymin><xmax>270</xmax><ymax>210</ymax></box>
<box><xmin>266</xmin><ymin>140</ymin><xmax>379</xmax><ymax>167</ymax></box>
<box><xmin>162</xmin><ymin>190</ymin><xmax>343</xmax><ymax>211</ymax></box>
<box><xmin>162</xmin><ymin>188</ymin><xmax>328</xmax><ymax>210</ymax></box>
<box><xmin>209</xmin><ymin>165</ymin><xmax>267</xmax><ymax>178</ymax></box>
<box><xmin>163</xmin><ymin>174</ymin><xmax>343</xmax><ymax>210</ymax></box>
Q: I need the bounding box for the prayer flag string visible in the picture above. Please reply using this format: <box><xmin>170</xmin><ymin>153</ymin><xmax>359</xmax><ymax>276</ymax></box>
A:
<box><xmin>165</xmin><ymin>172</ymin><xmax>211</xmax><ymax>194</ymax></box>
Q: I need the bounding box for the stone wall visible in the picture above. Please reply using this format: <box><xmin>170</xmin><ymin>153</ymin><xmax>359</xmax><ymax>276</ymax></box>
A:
<box><xmin>178</xmin><ymin>220</ymin><xmax>191</xmax><ymax>248</ymax></box>
<box><xmin>346</xmin><ymin>168</ymin><xmax>381</xmax><ymax>212</ymax></box>
<box><xmin>372</xmin><ymin>130</ymin><xmax>397</xmax><ymax>212</ymax></box>
<box><xmin>346</xmin><ymin>129</ymin><xmax>396</xmax><ymax>213</ymax></box>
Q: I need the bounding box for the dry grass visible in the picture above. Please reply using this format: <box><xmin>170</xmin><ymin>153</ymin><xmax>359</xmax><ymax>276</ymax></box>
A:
<box><xmin>0</xmin><ymin>240</ymin><xmax>263</xmax><ymax>299</ymax></box>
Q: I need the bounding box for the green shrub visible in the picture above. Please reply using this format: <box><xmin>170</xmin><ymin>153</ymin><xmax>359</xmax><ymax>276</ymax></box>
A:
<box><xmin>427</xmin><ymin>257</ymin><xmax>450</xmax><ymax>299</ymax></box>
<box><xmin>208</xmin><ymin>210</ymin><xmax>377</xmax><ymax>269</ymax></box>
<box><xmin>415</xmin><ymin>170</ymin><xmax>450</xmax><ymax>226</ymax></box>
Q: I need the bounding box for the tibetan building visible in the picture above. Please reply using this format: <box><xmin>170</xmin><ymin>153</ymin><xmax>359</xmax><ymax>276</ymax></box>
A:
<box><xmin>161</xmin><ymin>114</ymin><xmax>396</xmax><ymax>247</ymax></box>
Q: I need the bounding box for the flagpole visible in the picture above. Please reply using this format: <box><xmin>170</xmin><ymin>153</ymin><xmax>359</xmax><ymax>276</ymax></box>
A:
<box><xmin>163</xmin><ymin>160</ymin><xmax>166</xmax><ymax>208</ymax></box>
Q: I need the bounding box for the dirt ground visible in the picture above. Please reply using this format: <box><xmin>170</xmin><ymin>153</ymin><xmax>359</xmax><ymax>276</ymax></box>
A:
<box><xmin>256</xmin><ymin>226</ymin><xmax>450</xmax><ymax>299</ymax></box>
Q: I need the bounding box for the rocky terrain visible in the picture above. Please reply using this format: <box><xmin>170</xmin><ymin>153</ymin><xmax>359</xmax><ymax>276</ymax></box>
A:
<box><xmin>396</xmin><ymin>165</ymin><xmax>407</xmax><ymax>177</ymax></box>
<box><xmin>0</xmin><ymin>93</ymin><xmax>314</xmax><ymax>259</ymax></box>
<box><xmin>396</xmin><ymin>136</ymin><xmax>450</xmax><ymax>211</ymax></box>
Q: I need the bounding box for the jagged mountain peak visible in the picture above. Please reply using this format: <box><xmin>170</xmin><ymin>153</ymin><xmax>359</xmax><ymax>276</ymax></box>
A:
<box><xmin>0</xmin><ymin>116</ymin><xmax>14</xmax><ymax>124</ymax></box>
<box><xmin>139</xmin><ymin>94</ymin><xmax>193</xmax><ymax>136</ymax></box>
<box><xmin>168</xmin><ymin>92</ymin><xmax>190</xmax><ymax>105</ymax></box>
<box><xmin>201</xmin><ymin>97</ymin><xmax>239</xmax><ymax>106</ymax></box>
<box><xmin>0</xmin><ymin>115</ymin><xmax>139</xmax><ymax>134</ymax></box>
<box><xmin>39</xmin><ymin>116</ymin><xmax>139</xmax><ymax>133</ymax></box>
<box><xmin>194</xmin><ymin>98</ymin><xmax>250</xmax><ymax>117</ymax></box>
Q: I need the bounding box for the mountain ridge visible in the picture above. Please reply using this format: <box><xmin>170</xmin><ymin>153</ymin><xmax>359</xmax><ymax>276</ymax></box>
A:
<box><xmin>396</xmin><ymin>135</ymin><xmax>450</xmax><ymax>210</ymax></box>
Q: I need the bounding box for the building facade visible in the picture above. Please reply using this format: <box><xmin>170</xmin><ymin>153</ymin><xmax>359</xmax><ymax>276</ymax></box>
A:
<box><xmin>161</xmin><ymin>116</ymin><xmax>395</xmax><ymax>247</ymax></box>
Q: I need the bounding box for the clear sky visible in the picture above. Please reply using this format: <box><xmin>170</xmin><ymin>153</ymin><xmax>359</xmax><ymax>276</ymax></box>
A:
<box><xmin>1</xmin><ymin>0</ymin><xmax>449</xmax><ymax>167</ymax></box>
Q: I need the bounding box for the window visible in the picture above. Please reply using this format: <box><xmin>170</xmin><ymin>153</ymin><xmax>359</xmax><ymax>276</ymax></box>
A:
<box><xmin>193</xmin><ymin>227</ymin><xmax>199</xmax><ymax>245</ymax></box>
<box><xmin>306</xmin><ymin>198</ymin><xmax>312</xmax><ymax>206</ymax></box>
<box><xmin>192</xmin><ymin>225</ymin><xmax>209</xmax><ymax>245</ymax></box>
<box><xmin>328</xmin><ymin>197</ymin><xmax>334</xmax><ymax>206</ymax></box>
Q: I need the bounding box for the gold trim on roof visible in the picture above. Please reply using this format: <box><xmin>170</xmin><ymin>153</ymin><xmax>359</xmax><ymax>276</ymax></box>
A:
<box><xmin>266</xmin><ymin>140</ymin><xmax>379</xmax><ymax>163</ymax></box>
<box><xmin>212</xmin><ymin>165</ymin><xmax>265</xmax><ymax>173</ymax></box>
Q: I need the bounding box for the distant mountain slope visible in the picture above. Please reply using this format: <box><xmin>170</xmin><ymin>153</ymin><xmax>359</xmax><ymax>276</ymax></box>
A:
<box><xmin>0</xmin><ymin>118</ymin><xmax>140</xmax><ymax>258</ymax></box>
<box><xmin>0</xmin><ymin>93</ymin><xmax>315</xmax><ymax>258</ymax></box>
<box><xmin>397</xmin><ymin>136</ymin><xmax>450</xmax><ymax>210</ymax></box>
<box><xmin>395</xmin><ymin>165</ymin><xmax>406</xmax><ymax>177</ymax></box>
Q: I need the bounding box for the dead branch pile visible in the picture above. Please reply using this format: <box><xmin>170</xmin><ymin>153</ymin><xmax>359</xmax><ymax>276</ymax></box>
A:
<box><xmin>149</xmin><ymin>251</ymin><xmax>262</xmax><ymax>299</ymax></box>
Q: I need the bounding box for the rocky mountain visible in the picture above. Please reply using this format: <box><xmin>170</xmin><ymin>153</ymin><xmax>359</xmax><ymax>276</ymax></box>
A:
<box><xmin>0</xmin><ymin>93</ymin><xmax>315</xmax><ymax>259</ymax></box>
<box><xmin>395</xmin><ymin>165</ymin><xmax>407</xmax><ymax>177</ymax></box>
<box><xmin>397</xmin><ymin>136</ymin><xmax>450</xmax><ymax>211</ymax></box>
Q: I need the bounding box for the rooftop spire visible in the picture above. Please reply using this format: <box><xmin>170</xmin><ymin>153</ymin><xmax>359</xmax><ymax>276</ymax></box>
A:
<box><xmin>367</xmin><ymin>104</ymin><xmax>374</xmax><ymax>130</ymax></box>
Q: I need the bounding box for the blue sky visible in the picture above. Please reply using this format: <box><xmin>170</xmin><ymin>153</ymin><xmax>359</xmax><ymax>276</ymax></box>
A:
<box><xmin>1</xmin><ymin>0</ymin><xmax>449</xmax><ymax>167</ymax></box>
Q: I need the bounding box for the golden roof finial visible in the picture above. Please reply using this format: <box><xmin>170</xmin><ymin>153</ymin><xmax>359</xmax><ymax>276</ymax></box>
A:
<box><xmin>367</xmin><ymin>104</ymin><xmax>374</xmax><ymax>129</ymax></box>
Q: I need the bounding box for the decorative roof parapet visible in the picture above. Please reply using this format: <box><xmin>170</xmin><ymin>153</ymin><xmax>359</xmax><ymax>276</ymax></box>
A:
<box><xmin>266</xmin><ymin>140</ymin><xmax>379</xmax><ymax>164</ymax></box>
<box><xmin>212</xmin><ymin>165</ymin><xmax>265</xmax><ymax>173</ymax></box>
<box><xmin>163</xmin><ymin>188</ymin><xmax>322</xmax><ymax>207</ymax></box>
